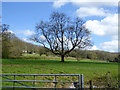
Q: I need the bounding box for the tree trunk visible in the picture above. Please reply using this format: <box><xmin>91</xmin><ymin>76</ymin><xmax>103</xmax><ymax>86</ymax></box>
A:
<box><xmin>61</xmin><ymin>55</ymin><xmax>64</xmax><ymax>62</ymax></box>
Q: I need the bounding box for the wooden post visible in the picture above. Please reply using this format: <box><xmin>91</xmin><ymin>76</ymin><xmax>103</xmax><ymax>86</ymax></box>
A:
<box><xmin>90</xmin><ymin>80</ymin><xmax>93</xmax><ymax>90</ymax></box>
<box><xmin>81</xmin><ymin>74</ymin><xmax>84</xmax><ymax>90</ymax></box>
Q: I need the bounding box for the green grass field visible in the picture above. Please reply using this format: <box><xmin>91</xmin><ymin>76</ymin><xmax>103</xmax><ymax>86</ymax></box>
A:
<box><xmin>2</xmin><ymin>58</ymin><xmax>118</xmax><ymax>88</ymax></box>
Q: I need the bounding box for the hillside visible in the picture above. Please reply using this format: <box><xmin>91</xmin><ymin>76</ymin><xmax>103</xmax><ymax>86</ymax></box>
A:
<box><xmin>2</xmin><ymin>32</ymin><xmax>119</xmax><ymax>62</ymax></box>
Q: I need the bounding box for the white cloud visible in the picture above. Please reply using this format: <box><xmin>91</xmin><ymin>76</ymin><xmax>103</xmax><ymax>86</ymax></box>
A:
<box><xmin>23</xmin><ymin>30</ymin><xmax>35</xmax><ymax>36</ymax></box>
<box><xmin>71</xmin><ymin>0</ymin><xmax>118</xmax><ymax>2</ymax></box>
<box><xmin>63</xmin><ymin>36</ymin><xmax>72</xmax><ymax>49</ymax></box>
<box><xmin>39</xmin><ymin>35</ymin><xmax>46</xmax><ymax>41</ymax></box>
<box><xmin>88</xmin><ymin>45</ymin><xmax>99</xmax><ymax>50</ymax></box>
<box><xmin>22</xmin><ymin>37</ymin><xmax>35</xmax><ymax>43</ymax></box>
<box><xmin>99</xmin><ymin>40</ymin><xmax>118</xmax><ymax>52</ymax></box>
<box><xmin>72</xmin><ymin>1</ymin><xmax>118</xmax><ymax>7</ymax></box>
<box><xmin>76</xmin><ymin>7</ymin><xmax>108</xmax><ymax>17</ymax></box>
<box><xmin>2</xmin><ymin>0</ymin><xmax>119</xmax><ymax>2</ymax></box>
<box><xmin>112</xmin><ymin>35</ymin><xmax>118</xmax><ymax>40</ymax></box>
<box><xmin>22</xmin><ymin>38</ymin><xmax>28</xmax><ymax>42</ymax></box>
<box><xmin>22</xmin><ymin>37</ymin><xmax>41</xmax><ymax>46</ymax></box>
<box><xmin>84</xmin><ymin>13</ymin><xmax>118</xmax><ymax>52</ymax></box>
<box><xmin>53</xmin><ymin>36</ymin><xmax>73</xmax><ymax>50</ymax></box>
<box><xmin>2</xmin><ymin>0</ymin><xmax>56</xmax><ymax>2</ymax></box>
<box><xmin>53</xmin><ymin>0</ymin><xmax>118</xmax><ymax>8</ymax></box>
<box><xmin>15</xmin><ymin>29</ymin><xmax>35</xmax><ymax>36</ymax></box>
<box><xmin>87</xmin><ymin>40</ymin><xmax>118</xmax><ymax>52</ymax></box>
<box><xmin>85</xmin><ymin>14</ymin><xmax>118</xmax><ymax>38</ymax></box>
<box><xmin>53</xmin><ymin>0</ymin><xmax>68</xmax><ymax>8</ymax></box>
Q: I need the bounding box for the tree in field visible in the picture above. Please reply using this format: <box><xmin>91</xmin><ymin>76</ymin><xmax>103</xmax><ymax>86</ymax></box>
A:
<box><xmin>31</xmin><ymin>12</ymin><xmax>92</xmax><ymax>62</ymax></box>
<box><xmin>1</xmin><ymin>24</ymin><xmax>15</xmax><ymax>58</ymax></box>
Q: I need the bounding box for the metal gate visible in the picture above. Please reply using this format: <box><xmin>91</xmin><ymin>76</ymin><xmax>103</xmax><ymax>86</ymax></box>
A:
<box><xmin>0</xmin><ymin>74</ymin><xmax>84</xmax><ymax>89</ymax></box>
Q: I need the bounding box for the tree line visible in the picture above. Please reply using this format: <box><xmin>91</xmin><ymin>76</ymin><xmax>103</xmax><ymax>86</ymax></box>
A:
<box><xmin>1</xmin><ymin>24</ymin><xmax>39</xmax><ymax>58</ymax></box>
<box><xmin>69</xmin><ymin>49</ymin><xmax>119</xmax><ymax>62</ymax></box>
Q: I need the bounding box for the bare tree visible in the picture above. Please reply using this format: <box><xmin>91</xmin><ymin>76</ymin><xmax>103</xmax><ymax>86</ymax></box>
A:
<box><xmin>31</xmin><ymin>12</ymin><xmax>92</xmax><ymax>62</ymax></box>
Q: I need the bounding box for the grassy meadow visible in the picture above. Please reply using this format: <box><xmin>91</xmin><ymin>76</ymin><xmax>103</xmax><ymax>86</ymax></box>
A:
<box><xmin>2</xmin><ymin>56</ymin><xmax>118</xmax><ymax>88</ymax></box>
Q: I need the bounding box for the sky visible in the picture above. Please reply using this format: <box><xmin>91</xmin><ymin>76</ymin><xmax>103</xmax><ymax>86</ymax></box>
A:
<box><xmin>2</xmin><ymin>0</ymin><xmax>119</xmax><ymax>52</ymax></box>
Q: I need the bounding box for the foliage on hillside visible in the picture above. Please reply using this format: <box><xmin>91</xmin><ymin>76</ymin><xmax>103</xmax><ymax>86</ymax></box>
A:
<box><xmin>69</xmin><ymin>49</ymin><xmax>119</xmax><ymax>62</ymax></box>
<box><xmin>1</xmin><ymin>24</ymin><xmax>118</xmax><ymax>62</ymax></box>
<box><xmin>2</xmin><ymin>33</ymin><xmax>119</xmax><ymax>62</ymax></box>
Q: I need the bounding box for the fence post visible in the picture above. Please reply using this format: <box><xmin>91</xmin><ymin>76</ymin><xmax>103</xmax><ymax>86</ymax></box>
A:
<box><xmin>79</xmin><ymin>75</ymin><xmax>80</xmax><ymax>88</ymax></box>
<box><xmin>33</xmin><ymin>75</ymin><xmax>35</xmax><ymax>87</ymax></box>
<box><xmin>13</xmin><ymin>75</ymin><xmax>15</xmax><ymax>90</ymax></box>
<box><xmin>55</xmin><ymin>75</ymin><xmax>57</xmax><ymax>88</ymax></box>
<box><xmin>74</xmin><ymin>82</ymin><xmax>77</xmax><ymax>88</ymax></box>
<box><xmin>81</xmin><ymin>74</ymin><xmax>84</xmax><ymax>90</ymax></box>
<box><xmin>90</xmin><ymin>80</ymin><xmax>93</xmax><ymax>90</ymax></box>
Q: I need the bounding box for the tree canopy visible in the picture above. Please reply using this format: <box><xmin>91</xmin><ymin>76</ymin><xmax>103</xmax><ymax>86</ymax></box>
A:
<box><xmin>32</xmin><ymin>12</ymin><xmax>92</xmax><ymax>62</ymax></box>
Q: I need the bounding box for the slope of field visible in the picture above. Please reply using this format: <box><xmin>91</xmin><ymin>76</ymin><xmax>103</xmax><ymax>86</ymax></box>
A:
<box><xmin>2</xmin><ymin>59</ymin><xmax>118</xmax><ymax>88</ymax></box>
